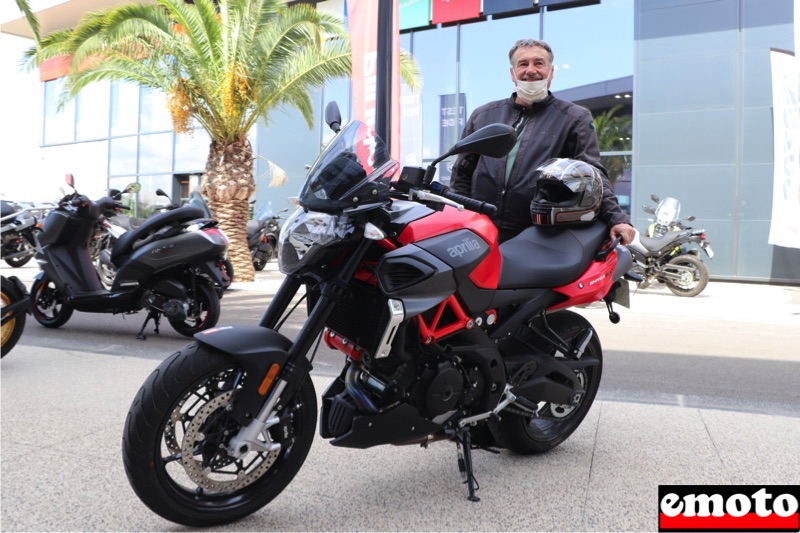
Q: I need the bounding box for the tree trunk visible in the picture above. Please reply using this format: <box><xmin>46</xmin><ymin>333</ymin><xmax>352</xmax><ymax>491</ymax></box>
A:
<box><xmin>200</xmin><ymin>139</ymin><xmax>256</xmax><ymax>282</ymax></box>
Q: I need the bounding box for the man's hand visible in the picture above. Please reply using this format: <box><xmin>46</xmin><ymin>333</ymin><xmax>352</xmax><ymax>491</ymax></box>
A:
<box><xmin>610</xmin><ymin>223</ymin><xmax>636</xmax><ymax>245</ymax></box>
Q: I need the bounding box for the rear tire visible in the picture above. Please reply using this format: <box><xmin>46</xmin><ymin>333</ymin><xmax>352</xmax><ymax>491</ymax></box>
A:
<box><xmin>30</xmin><ymin>277</ymin><xmax>73</xmax><ymax>329</ymax></box>
<box><xmin>5</xmin><ymin>255</ymin><xmax>32</xmax><ymax>268</ymax></box>
<box><xmin>664</xmin><ymin>254</ymin><xmax>708</xmax><ymax>297</ymax></box>
<box><xmin>167</xmin><ymin>282</ymin><xmax>220</xmax><ymax>337</ymax></box>
<box><xmin>122</xmin><ymin>343</ymin><xmax>317</xmax><ymax>526</ymax></box>
<box><xmin>2</xmin><ymin>277</ymin><xmax>27</xmax><ymax>357</ymax></box>
<box><xmin>498</xmin><ymin>311</ymin><xmax>602</xmax><ymax>454</ymax></box>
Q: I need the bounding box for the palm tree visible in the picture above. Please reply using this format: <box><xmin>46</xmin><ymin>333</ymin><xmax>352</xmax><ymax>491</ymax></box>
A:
<box><xmin>593</xmin><ymin>104</ymin><xmax>632</xmax><ymax>186</ymax></box>
<box><xmin>19</xmin><ymin>0</ymin><xmax>419</xmax><ymax>281</ymax></box>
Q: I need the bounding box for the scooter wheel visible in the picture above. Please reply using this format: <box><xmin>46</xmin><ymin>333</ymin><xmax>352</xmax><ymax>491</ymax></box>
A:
<box><xmin>30</xmin><ymin>277</ymin><xmax>73</xmax><ymax>329</ymax></box>
<box><xmin>168</xmin><ymin>282</ymin><xmax>220</xmax><ymax>337</ymax></box>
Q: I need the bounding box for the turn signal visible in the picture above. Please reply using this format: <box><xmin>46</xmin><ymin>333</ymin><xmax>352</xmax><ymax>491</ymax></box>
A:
<box><xmin>257</xmin><ymin>364</ymin><xmax>281</xmax><ymax>396</ymax></box>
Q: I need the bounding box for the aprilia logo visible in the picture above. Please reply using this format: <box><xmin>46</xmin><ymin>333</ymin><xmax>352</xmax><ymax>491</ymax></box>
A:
<box><xmin>447</xmin><ymin>238</ymin><xmax>482</xmax><ymax>258</ymax></box>
<box><xmin>659</xmin><ymin>485</ymin><xmax>799</xmax><ymax>532</ymax></box>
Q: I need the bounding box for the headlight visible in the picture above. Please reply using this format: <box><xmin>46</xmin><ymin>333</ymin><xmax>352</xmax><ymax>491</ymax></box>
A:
<box><xmin>278</xmin><ymin>208</ymin><xmax>355</xmax><ymax>274</ymax></box>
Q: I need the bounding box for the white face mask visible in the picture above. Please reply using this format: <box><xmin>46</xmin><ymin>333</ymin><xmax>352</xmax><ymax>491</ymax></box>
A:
<box><xmin>515</xmin><ymin>75</ymin><xmax>549</xmax><ymax>105</ymax></box>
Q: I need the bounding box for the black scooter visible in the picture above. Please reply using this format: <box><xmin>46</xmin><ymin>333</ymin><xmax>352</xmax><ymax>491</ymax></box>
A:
<box><xmin>246</xmin><ymin>206</ymin><xmax>287</xmax><ymax>271</ymax></box>
<box><xmin>31</xmin><ymin>174</ymin><xmax>231</xmax><ymax>339</ymax></box>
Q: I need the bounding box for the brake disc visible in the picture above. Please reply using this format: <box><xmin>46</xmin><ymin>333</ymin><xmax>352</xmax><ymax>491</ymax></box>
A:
<box><xmin>179</xmin><ymin>391</ymin><xmax>280</xmax><ymax>493</ymax></box>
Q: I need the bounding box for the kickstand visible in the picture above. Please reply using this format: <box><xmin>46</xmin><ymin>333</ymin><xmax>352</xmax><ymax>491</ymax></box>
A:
<box><xmin>136</xmin><ymin>310</ymin><xmax>161</xmax><ymax>340</ymax></box>
<box><xmin>455</xmin><ymin>427</ymin><xmax>480</xmax><ymax>502</ymax></box>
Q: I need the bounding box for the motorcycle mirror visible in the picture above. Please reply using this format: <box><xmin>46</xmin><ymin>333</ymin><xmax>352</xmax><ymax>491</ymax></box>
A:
<box><xmin>155</xmin><ymin>188</ymin><xmax>169</xmax><ymax>198</ymax></box>
<box><xmin>686</xmin><ymin>215</ymin><xmax>696</xmax><ymax>222</ymax></box>
<box><xmin>447</xmin><ymin>123</ymin><xmax>517</xmax><ymax>159</ymax></box>
<box><xmin>325</xmin><ymin>101</ymin><xmax>342</xmax><ymax>133</ymax></box>
<box><xmin>126</xmin><ymin>183</ymin><xmax>142</xmax><ymax>194</ymax></box>
<box><xmin>65</xmin><ymin>173</ymin><xmax>75</xmax><ymax>189</ymax></box>
<box><xmin>642</xmin><ymin>205</ymin><xmax>656</xmax><ymax>214</ymax></box>
<box><xmin>650</xmin><ymin>193</ymin><xmax>661</xmax><ymax>203</ymax></box>
<box><xmin>279</xmin><ymin>207</ymin><xmax>289</xmax><ymax>213</ymax></box>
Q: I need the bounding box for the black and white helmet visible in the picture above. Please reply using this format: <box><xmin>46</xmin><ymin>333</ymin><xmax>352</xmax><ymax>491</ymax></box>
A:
<box><xmin>529</xmin><ymin>158</ymin><xmax>603</xmax><ymax>226</ymax></box>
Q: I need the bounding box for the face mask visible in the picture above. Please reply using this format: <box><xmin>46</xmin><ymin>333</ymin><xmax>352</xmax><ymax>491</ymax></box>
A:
<box><xmin>515</xmin><ymin>75</ymin><xmax>549</xmax><ymax>105</ymax></box>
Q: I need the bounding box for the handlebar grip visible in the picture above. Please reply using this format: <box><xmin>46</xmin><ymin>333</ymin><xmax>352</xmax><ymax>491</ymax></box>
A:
<box><xmin>444</xmin><ymin>190</ymin><xmax>498</xmax><ymax>217</ymax></box>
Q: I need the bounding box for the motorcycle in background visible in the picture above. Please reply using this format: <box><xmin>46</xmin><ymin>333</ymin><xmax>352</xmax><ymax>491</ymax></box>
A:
<box><xmin>247</xmin><ymin>203</ymin><xmax>288</xmax><ymax>270</ymax></box>
<box><xmin>31</xmin><ymin>174</ymin><xmax>230</xmax><ymax>339</ymax></box>
<box><xmin>628</xmin><ymin>194</ymin><xmax>714</xmax><ymax>297</ymax></box>
<box><xmin>122</xmin><ymin>103</ymin><xmax>635</xmax><ymax>526</ymax></box>
<box><xmin>1</xmin><ymin>275</ymin><xmax>31</xmax><ymax>357</ymax></box>
<box><xmin>1</xmin><ymin>200</ymin><xmax>51</xmax><ymax>268</ymax></box>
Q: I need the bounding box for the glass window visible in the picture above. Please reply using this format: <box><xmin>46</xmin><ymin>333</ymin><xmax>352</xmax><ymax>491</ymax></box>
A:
<box><xmin>174</xmin><ymin>128</ymin><xmax>210</xmax><ymax>173</ymax></box>
<box><xmin>139</xmin><ymin>87</ymin><xmax>172</xmax><ymax>133</ymax></box>
<box><xmin>137</xmin><ymin>175</ymin><xmax>176</xmax><ymax>217</ymax></box>
<box><xmin>544</xmin><ymin>0</ymin><xmax>633</xmax><ymax>92</ymax></box>
<box><xmin>139</xmin><ymin>132</ymin><xmax>174</xmax><ymax>174</ymax></box>
<box><xmin>43</xmin><ymin>78</ymin><xmax>76</xmax><ymax>145</ymax></box>
<box><xmin>109</xmin><ymin>136</ymin><xmax>138</xmax><ymax>176</ymax></box>
<box><xmin>413</xmin><ymin>26</ymin><xmax>458</xmax><ymax>162</ymax></box>
<box><xmin>110</xmin><ymin>82</ymin><xmax>139</xmax><ymax>136</ymax></box>
<box><xmin>460</xmin><ymin>13</ymin><xmax>540</xmax><ymax>119</ymax></box>
<box><xmin>76</xmin><ymin>81</ymin><xmax>110</xmax><ymax>141</ymax></box>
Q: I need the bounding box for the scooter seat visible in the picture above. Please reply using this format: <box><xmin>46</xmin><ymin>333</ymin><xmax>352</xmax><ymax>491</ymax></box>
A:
<box><xmin>498</xmin><ymin>221</ymin><xmax>608</xmax><ymax>289</ymax></box>
<box><xmin>111</xmin><ymin>205</ymin><xmax>206</xmax><ymax>262</ymax></box>
<box><xmin>246</xmin><ymin>219</ymin><xmax>267</xmax><ymax>235</ymax></box>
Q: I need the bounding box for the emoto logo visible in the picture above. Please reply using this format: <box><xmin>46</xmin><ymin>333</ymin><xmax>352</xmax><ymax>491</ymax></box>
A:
<box><xmin>447</xmin><ymin>238</ymin><xmax>482</xmax><ymax>258</ymax></box>
<box><xmin>658</xmin><ymin>485</ymin><xmax>799</xmax><ymax>532</ymax></box>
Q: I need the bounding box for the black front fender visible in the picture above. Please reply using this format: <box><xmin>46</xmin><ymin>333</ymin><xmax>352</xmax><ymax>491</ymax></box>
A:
<box><xmin>194</xmin><ymin>325</ymin><xmax>292</xmax><ymax>424</ymax></box>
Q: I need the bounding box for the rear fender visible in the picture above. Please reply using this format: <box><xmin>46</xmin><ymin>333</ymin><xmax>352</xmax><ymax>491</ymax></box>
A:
<box><xmin>194</xmin><ymin>325</ymin><xmax>292</xmax><ymax>424</ymax></box>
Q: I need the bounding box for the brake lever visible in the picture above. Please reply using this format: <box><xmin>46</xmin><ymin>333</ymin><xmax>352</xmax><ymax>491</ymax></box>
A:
<box><xmin>409</xmin><ymin>189</ymin><xmax>464</xmax><ymax>211</ymax></box>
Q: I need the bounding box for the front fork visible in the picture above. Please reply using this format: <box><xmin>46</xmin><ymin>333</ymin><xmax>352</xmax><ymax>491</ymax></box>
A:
<box><xmin>226</xmin><ymin>237</ymin><xmax>374</xmax><ymax>458</ymax></box>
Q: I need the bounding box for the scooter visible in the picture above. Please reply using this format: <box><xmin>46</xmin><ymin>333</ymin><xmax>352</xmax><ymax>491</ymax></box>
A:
<box><xmin>247</xmin><ymin>204</ymin><xmax>288</xmax><ymax>270</ymax></box>
<box><xmin>31</xmin><ymin>174</ymin><xmax>231</xmax><ymax>339</ymax></box>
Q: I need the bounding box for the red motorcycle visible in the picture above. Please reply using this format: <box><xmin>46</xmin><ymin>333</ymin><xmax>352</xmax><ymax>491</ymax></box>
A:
<box><xmin>122</xmin><ymin>104</ymin><xmax>634</xmax><ymax>526</ymax></box>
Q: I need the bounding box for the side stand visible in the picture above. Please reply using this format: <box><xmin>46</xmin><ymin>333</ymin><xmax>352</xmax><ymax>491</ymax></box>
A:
<box><xmin>454</xmin><ymin>427</ymin><xmax>480</xmax><ymax>502</ymax></box>
<box><xmin>136</xmin><ymin>310</ymin><xmax>161</xmax><ymax>340</ymax></box>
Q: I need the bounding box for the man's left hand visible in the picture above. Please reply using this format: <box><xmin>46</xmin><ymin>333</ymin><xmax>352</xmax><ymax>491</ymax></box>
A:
<box><xmin>610</xmin><ymin>223</ymin><xmax>636</xmax><ymax>245</ymax></box>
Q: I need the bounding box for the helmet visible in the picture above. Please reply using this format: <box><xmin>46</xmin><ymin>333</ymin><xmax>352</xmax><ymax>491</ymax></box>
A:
<box><xmin>529</xmin><ymin>158</ymin><xmax>603</xmax><ymax>225</ymax></box>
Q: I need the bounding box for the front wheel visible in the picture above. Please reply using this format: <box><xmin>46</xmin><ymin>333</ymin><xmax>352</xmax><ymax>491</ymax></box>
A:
<box><xmin>167</xmin><ymin>281</ymin><xmax>220</xmax><ymax>337</ymax></box>
<box><xmin>2</xmin><ymin>277</ymin><xmax>27</xmax><ymax>357</ymax></box>
<box><xmin>497</xmin><ymin>311</ymin><xmax>602</xmax><ymax>454</ymax></box>
<box><xmin>122</xmin><ymin>343</ymin><xmax>317</xmax><ymax>526</ymax></box>
<box><xmin>663</xmin><ymin>254</ymin><xmax>708</xmax><ymax>297</ymax></box>
<box><xmin>30</xmin><ymin>277</ymin><xmax>73</xmax><ymax>328</ymax></box>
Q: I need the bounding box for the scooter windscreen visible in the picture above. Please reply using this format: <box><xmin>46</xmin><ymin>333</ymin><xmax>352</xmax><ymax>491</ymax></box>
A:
<box><xmin>298</xmin><ymin>120</ymin><xmax>399</xmax><ymax>214</ymax></box>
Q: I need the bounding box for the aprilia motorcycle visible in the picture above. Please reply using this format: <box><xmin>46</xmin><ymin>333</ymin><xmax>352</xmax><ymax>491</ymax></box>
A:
<box><xmin>1</xmin><ymin>275</ymin><xmax>31</xmax><ymax>357</ymax></box>
<box><xmin>628</xmin><ymin>195</ymin><xmax>714</xmax><ymax>297</ymax></box>
<box><xmin>122</xmin><ymin>108</ymin><xmax>633</xmax><ymax>526</ymax></box>
<box><xmin>31</xmin><ymin>174</ymin><xmax>230</xmax><ymax>339</ymax></box>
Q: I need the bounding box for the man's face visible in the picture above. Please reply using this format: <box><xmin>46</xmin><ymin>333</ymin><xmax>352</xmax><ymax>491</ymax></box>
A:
<box><xmin>509</xmin><ymin>45</ymin><xmax>554</xmax><ymax>87</ymax></box>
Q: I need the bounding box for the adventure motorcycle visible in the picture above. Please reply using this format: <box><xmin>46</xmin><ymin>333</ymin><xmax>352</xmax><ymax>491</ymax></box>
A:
<box><xmin>1</xmin><ymin>275</ymin><xmax>31</xmax><ymax>357</ymax></box>
<box><xmin>628</xmin><ymin>194</ymin><xmax>714</xmax><ymax>297</ymax></box>
<box><xmin>1</xmin><ymin>200</ymin><xmax>50</xmax><ymax>268</ymax></box>
<box><xmin>31</xmin><ymin>174</ymin><xmax>231</xmax><ymax>339</ymax></box>
<box><xmin>122</xmin><ymin>106</ymin><xmax>633</xmax><ymax>526</ymax></box>
<box><xmin>247</xmin><ymin>204</ymin><xmax>287</xmax><ymax>270</ymax></box>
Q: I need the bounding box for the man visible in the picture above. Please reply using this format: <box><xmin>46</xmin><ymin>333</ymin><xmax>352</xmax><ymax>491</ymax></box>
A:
<box><xmin>450</xmin><ymin>38</ymin><xmax>635</xmax><ymax>244</ymax></box>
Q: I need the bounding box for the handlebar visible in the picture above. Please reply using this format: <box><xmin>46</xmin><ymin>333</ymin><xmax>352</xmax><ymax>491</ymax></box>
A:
<box><xmin>428</xmin><ymin>182</ymin><xmax>498</xmax><ymax>217</ymax></box>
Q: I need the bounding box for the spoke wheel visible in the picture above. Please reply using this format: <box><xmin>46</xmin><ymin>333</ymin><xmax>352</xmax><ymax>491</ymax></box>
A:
<box><xmin>3</xmin><ymin>240</ymin><xmax>33</xmax><ymax>268</ymax></box>
<box><xmin>30</xmin><ymin>277</ymin><xmax>73</xmax><ymax>329</ymax></box>
<box><xmin>664</xmin><ymin>255</ymin><xmax>708</xmax><ymax>297</ymax></box>
<box><xmin>123</xmin><ymin>343</ymin><xmax>317</xmax><ymax>526</ymax></box>
<box><xmin>167</xmin><ymin>282</ymin><xmax>220</xmax><ymax>337</ymax></box>
<box><xmin>498</xmin><ymin>311</ymin><xmax>602</xmax><ymax>454</ymax></box>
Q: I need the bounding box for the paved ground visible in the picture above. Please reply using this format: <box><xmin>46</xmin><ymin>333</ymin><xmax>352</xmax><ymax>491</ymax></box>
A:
<box><xmin>2</xmin><ymin>264</ymin><xmax>799</xmax><ymax>531</ymax></box>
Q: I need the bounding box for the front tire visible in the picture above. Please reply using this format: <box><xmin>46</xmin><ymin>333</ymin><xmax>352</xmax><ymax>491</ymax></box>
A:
<box><xmin>498</xmin><ymin>311</ymin><xmax>602</xmax><ymax>454</ymax></box>
<box><xmin>167</xmin><ymin>281</ymin><xmax>220</xmax><ymax>337</ymax></box>
<box><xmin>664</xmin><ymin>255</ymin><xmax>708</xmax><ymax>297</ymax></box>
<box><xmin>30</xmin><ymin>277</ymin><xmax>73</xmax><ymax>328</ymax></box>
<box><xmin>2</xmin><ymin>277</ymin><xmax>27</xmax><ymax>357</ymax></box>
<box><xmin>122</xmin><ymin>343</ymin><xmax>317</xmax><ymax>526</ymax></box>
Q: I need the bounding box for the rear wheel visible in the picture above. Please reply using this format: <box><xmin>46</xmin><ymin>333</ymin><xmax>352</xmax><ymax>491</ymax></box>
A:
<box><xmin>2</xmin><ymin>277</ymin><xmax>27</xmax><ymax>357</ymax></box>
<box><xmin>664</xmin><ymin>255</ymin><xmax>708</xmax><ymax>297</ymax></box>
<box><xmin>498</xmin><ymin>311</ymin><xmax>602</xmax><ymax>454</ymax></box>
<box><xmin>30</xmin><ymin>277</ymin><xmax>73</xmax><ymax>328</ymax></box>
<box><xmin>122</xmin><ymin>343</ymin><xmax>317</xmax><ymax>526</ymax></box>
<box><xmin>3</xmin><ymin>239</ymin><xmax>33</xmax><ymax>268</ymax></box>
<box><xmin>167</xmin><ymin>281</ymin><xmax>220</xmax><ymax>337</ymax></box>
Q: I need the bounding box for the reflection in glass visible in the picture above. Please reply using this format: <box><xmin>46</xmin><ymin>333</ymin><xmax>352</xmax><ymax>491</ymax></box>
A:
<box><xmin>109</xmin><ymin>136</ymin><xmax>138</xmax><ymax>176</ymax></box>
<box><xmin>139</xmin><ymin>87</ymin><xmax>172</xmax><ymax>133</ymax></box>
<box><xmin>110</xmin><ymin>83</ymin><xmax>139</xmax><ymax>136</ymax></box>
<box><xmin>44</xmin><ymin>78</ymin><xmax>76</xmax><ymax>145</ymax></box>
<box><xmin>174</xmin><ymin>129</ymin><xmax>210</xmax><ymax>173</ymax></box>
<box><xmin>137</xmin><ymin>175</ymin><xmax>175</xmax><ymax>217</ymax></box>
<box><xmin>139</xmin><ymin>133</ymin><xmax>174</xmax><ymax>174</ymax></box>
<box><xmin>76</xmin><ymin>81</ymin><xmax>110</xmax><ymax>141</ymax></box>
<box><xmin>601</xmin><ymin>154</ymin><xmax>632</xmax><ymax>215</ymax></box>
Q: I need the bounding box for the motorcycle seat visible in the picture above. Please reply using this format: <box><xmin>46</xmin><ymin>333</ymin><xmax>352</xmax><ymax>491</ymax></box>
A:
<box><xmin>497</xmin><ymin>221</ymin><xmax>608</xmax><ymax>289</ymax></box>
<box><xmin>639</xmin><ymin>230</ymin><xmax>689</xmax><ymax>253</ymax></box>
<box><xmin>111</xmin><ymin>205</ymin><xmax>206</xmax><ymax>262</ymax></box>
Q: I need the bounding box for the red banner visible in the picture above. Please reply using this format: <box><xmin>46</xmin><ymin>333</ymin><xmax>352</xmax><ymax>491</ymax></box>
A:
<box><xmin>431</xmin><ymin>0</ymin><xmax>480</xmax><ymax>25</ymax></box>
<box><xmin>347</xmin><ymin>0</ymin><xmax>401</xmax><ymax>160</ymax></box>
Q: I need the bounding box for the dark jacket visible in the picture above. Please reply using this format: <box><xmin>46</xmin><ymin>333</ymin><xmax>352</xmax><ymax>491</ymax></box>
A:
<box><xmin>450</xmin><ymin>93</ymin><xmax>630</xmax><ymax>240</ymax></box>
